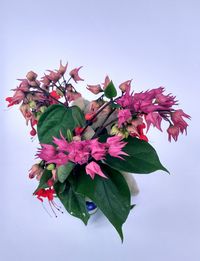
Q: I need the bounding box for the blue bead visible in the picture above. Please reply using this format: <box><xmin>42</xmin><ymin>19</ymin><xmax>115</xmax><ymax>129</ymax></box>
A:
<box><xmin>86</xmin><ymin>201</ymin><xmax>97</xmax><ymax>213</ymax></box>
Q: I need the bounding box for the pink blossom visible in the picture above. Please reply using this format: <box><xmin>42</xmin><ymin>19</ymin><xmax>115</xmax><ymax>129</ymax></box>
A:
<box><xmin>167</xmin><ymin>125</ymin><xmax>180</xmax><ymax>142</ymax></box>
<box><xmin>37</xmin><ymin>144</ymin><xmax>57</xmax><ymax>161</ymax></box>
<box><xmin>66</xmin><ymin>91</ymin><xmax>81</xmax><ymax>102</ymax></box>
<box><xmin>90</xmin><ymin>139</ymin><xmax>106</xmax><ymax>161</ymax></box>
<box><xmin>145</xmin><ymin>112</ymin><xmax>162</xmax><ymax>132</ymax></box>
<box><xmin>118</xmin><ymin>109</ymin><xmax>132</xmax><ymax>127</ymax></box>
<box><xmin>116</xmin><ymin>87</ymin><xmax>134</xmax><ymax>109</ymax></box>
<box><xmin>156</xmin><ymin>93</ymin><xmax>177</xmax><ymax>108</ymax></box>
<box><xmin>29</xmin><ymin>164</ymin><xmax>44</xmax><ymax>179</ymax></box>
<box><xmin>46</xmin><ymin>70</ymin><xmax>62</xmax><ymax>83</ymax></box>
<box><xmin>85</xmin><ymin>161</ymin><xmax>107</xmax><ymax>179</ymax></box>
<box><xmin>41</xmin><ymin>75</ymin><xmax>51</xmax><ymax>88</ymax></box>
<box><xmin>171</xmin><ymin>109</ymin><xmax>191</xmax><ymax>134</ymax></box>
<box><xmin>67</xmin><ymin>141</ymin><xmax>90</xmax><ymax>164</ymax></box>
<box><xmin>26</xmin><ymin>71</ymin><xmax>38</xmax><ymax>81</ymax></box>
<box><xmin>53</xmin><ymin>132</ymin><xmax>68</xmax><ymax>151</ymax></box>
<box><xmin>47</xmin><ymin>152</ymin><xmax>68</xmax><ymax>166</ymax></box>
<box><xmin>69</xmin><ymin>66</ymin><xmax>84</xmax><ymax>83</ymax></box>
<box><xmin>6</xmin><ymin>89</ymin><xmax>26</xmax><ymax>107</ymax></box>
<box><xmin>102</xmin><ymin>76</ymin><xmax>111</xmax><ymax>90</ymax></box>
<box><xmin>57</xmin><ymin>60</ymin><xmax>68</xmax><ymax>75</ymax></box>
<box><xmin>106</xmin><ymin>136</ymin><xmax>128</xmax><ymax>159</ymax></box>
<box><xmin>20</xmin><ymin>104</ymin><xmax>33</xmax><ymax>125</ymax></box>
<box><xmin>87</xmin><ymin>84</ymin><xmax>103</xmax><ymax>94</ymax></box>
<box><xmin>119</xmin><ymin>80</ymin><xmax>132</xmax><ymax>92</ymax></box>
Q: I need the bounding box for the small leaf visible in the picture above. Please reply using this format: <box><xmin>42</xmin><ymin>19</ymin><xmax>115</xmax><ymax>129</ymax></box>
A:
<box><xmin>104</xmin><ymin>81</ymin><xmax>117</xmax><ymax>99</ymax></box>
<box><xmin>72</xmin><ymin>164</ymin><xmax>131</xmax><ymax>241</ymax></box>
<box><xmin>57</xmin><ymin>162</ymin><xmax>75</xmax><ymax>183</ymax></box>
<box><xmin>54</xmin><ymin>181</ymin><xmax>90</xmax><ymax>225</ymax></box>
<box><xmin>33</xmin><ymin>169</ymin><xmax>52</xmax><ymax>194</ymax></box>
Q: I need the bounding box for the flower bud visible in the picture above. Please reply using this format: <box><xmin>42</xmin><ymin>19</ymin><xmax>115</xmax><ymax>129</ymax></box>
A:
<box><xmin>29</xmin><ymin>100</ymin><xmax>36</xmax><ymax>109</ymax></box>
<box><xmin>47</xmin><ymin>164</ymin><xmax>55</xmax><ymax>170</ymax></box>
<box><xmin>26</xmin><ymin>71</ymin><xmax>38</xmax><ymax>81</ymax></box>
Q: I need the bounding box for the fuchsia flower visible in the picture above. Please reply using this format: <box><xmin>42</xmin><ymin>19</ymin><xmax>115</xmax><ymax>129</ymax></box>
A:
<box><xmin>167</xmin><ymin>125</ymin><xmax>180</xmax><ymax>142</ymax></box>
<box><xmin>29</xmin><ymin>164</ymin><xmax>44</xmax><ymax>179</ymax></box>
<box><xmin>118</xmin><ymin>109</ymin><xmax>132</xmax><ymax>127</ymax></box>
<box><xmin>87</xmin><ymin>84</ymin><xmax>103</xmax><ymax>94</ymax></box>
<box><xmin>106</xmin><ymin>136</ymin><xmax>128</xmax><ymax>159</ymax></box>
<box><xmin>171</xmin><ymin>109</ymin><xmax>191</xmax><ymax>134</ymax></box>
<box><xmin>37</xmin><ymin>144</ymin><xmax>57</xmax><ymax>162</ymax></box>
<box><xmin>57</xmin><ymin>61</ymin><xmax>68</xmax><ymax>75</ymax></box>
<box><xmin>90</xmin><ymin>139</ymin><xmax>106</xmax><ymax>161</ymax></box>
<box><xmin>119</xmin><ymin>80</ymin><xmax>132</xmax><ymax>92</ymax></box>
<box><xmin>69</xmin><ymin>66</ymin><xmax>84</xmax><ymax>83</ymax></box>
<box><xmin>85</xmin><ymin>161</ymin><xmax>107</xmax><ymax>179</ymax></box>
<box><xmin>102</xmin><ymin>76</ymin><xmax>111</xmax><ymax>90</ymax></box>
<box><xmin>145</xmin><ymin>112</ymin><xmax>162</xmax><ymax>132</ymax></box>
<box><xmin>46</xmin><ymin>70</ymin><xmax>62</xmax><ymax>83</ymax></box>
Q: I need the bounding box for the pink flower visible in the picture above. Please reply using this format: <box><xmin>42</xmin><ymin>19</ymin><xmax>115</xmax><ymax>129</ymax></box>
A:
<box><xmin>69</xmin><ymin>66</ymin><xmax>84</xmax><ymax>83</ymax></box>
<box><xmin>53</xmin><ymin>132</ymin><xmax>68</xmax><ymax>151</ymax></box>
<box><xmin>171</xmin><ymin>109</ymin><xmax>191</xmax><ymax>134</ymax></box>
<box><xmin>47</xmin><ymin>152</ymin><xmax>68</xmax><ymax>166</ymax></box>
<box><xmin>118</xmin><ymin>109</ymin><xmax>132</xmax><ymax>127</ymax></box>
<box><xmin>167</xmin><ymin>125</ymin><xmax>180</xmax><ymax>142</ymax></box>
<box><xmin>85</xmin><ymin>161</ymin><xmax>107</xmax><ymax>179</ymax></box>
<box><xmin>116</xmin><ymin>87</ymin><xmax>134</xmax><ymax>109</ymax></box>
<box><xmin>106</xmin><ymin>136</ymin><xmax>128</xmax><ymax>159</ymax></box>
<box><xmin>26</xmin><ymin>71</ymin><xmax>38</xmax><ymax>81</ymax></box>
<box><xmin>46</xmin><ymin>70</ymin><xmax>62</xmax><ymax>83</ymax></box>
<box><xmin>41</xmin><ymin>75</ymin><xmax>51</xmax><ymax>88</ymax></box>
<box><xmin>119</xmin><ymin>80</ymin><xmax>132</xmax><ymax>92</ymax></box>
<box><xmin>28</xmin><ymin>164</ymin><xmax>44</xmax><ymax>179</ymax></box>
<box><xmin>145</xmin><ymin>112</ymin><xmax>162</xmax><ymax>132</ymax></box>
<box><xmin>20</xmin><ymin>104</ymin><xmax>33</xmax><ymax>125</ymax></box>
<box><xmin>102</xmin><ymin>76</ymin><xmax>111</xmax><ymax>90</ymax></box>
<box><xmin>66</xmin><ymin>91</ymin><xmax>81</xmax><ymax>102</ymax></box>
<box><xmin>90</xmin><ymin>139</ymin><xmax>106</xmax><ymax>161</ymax></box>
<box><xmin>57</xmin><ymin>60</ymin><xmax>68</xmax><ymax>75</ymax></box>
<box><xmin>67</xmin><ymin>141</ymin><xmax>90</xmax><ymax>164</ymax></box>
<box><xmin>87</xmin><ymin>84</ymin><xmax>103</xmax><ymax>94</ymax></box>
<box><xmin>37</xmin><ymin>144</ymin><xmax>57</xmax><ymax>161</ymax></box>
<box><xmin>6</xmin><ymin>90</ymin><xmax>25</xmax><ymax>107</ymax></box>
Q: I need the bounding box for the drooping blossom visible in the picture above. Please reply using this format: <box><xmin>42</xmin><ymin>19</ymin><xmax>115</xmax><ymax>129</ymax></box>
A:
<box><xmin>85</xmin><ymin>161</ymin><xmax>107</xmax><ymax>179</ymax></box>
<box><xmin>118</xmin><ymin>109</ymin><xmax>132</xmax><ymax>127</ymax></box>
<box><xmin>119</xmin><ymin>80</ymin><xmax>132</xmax><ymax>92</ymax></box>
<box><xmin>167</xmin><ymin>125</ymin><xmax>180</xmax><ymax>142</ymax></box>
<box><xmin>171</xmin><ymin>109</ymin><xmax>191</xmax><ymax>134</ymax></box>
<box><xmin>87</xmin><ymin>84</ymin><xmax>103</xmax><ymax>94</ymax></box>
<box><xmin>106</xmin><ymin>136</ymin><xmax>128</xmax><ymax>159</ymax></box>
<box><xmin>69</xmin><ymin>66</ymin><xmax>84</xmax><ymax>83</ymax></box>
<box><xmin>145</xmin><ymin>112</ymin><xmax>162</xmax><ymax>132</ymax></box>
<box><xmin>6</xmin><ymin>86</ymin><xmax>27</xmax><ymax>107</ymax></box>
<box><xmin>29</xmin><ymin>164</ymin><xmax>44</xmax><ymax>179</ymax></box>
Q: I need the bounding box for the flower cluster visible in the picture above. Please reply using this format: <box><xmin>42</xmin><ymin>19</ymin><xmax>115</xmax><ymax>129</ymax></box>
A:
<box><xmin>6</xmin><ymin>61</ymin><xmax>190</xmax><ymax>241</ymax></box>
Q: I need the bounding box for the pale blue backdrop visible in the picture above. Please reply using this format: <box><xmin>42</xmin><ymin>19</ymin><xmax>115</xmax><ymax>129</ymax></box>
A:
<box><xmin>1</xmin><ymin>0</ymin><xmax>200</xmax><ymax>260</ymax></box>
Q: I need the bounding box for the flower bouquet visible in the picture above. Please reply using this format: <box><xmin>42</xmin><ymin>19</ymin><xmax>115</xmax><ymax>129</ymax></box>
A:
<box><xmin>6</xmin><ymin>61</ymin><xmax>190</xmax><ymax>241</ymax></box>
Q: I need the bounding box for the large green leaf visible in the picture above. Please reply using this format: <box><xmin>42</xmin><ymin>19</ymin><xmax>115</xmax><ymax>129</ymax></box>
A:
<box><xmin>57</xmin><ymin>162</ymin><xmax>75</xmax><ymax>183</ymax></box>
<box><xmin>33</xmin><ymin>169</ymin><xmax>52</xmax><ymax>194</ymax></box>
<box><xmin>72</xmin><ymin>164</ymin><xmax>131</xmax><ymax>241</ymax></box>
<box><xmin>104</xmin><ymin>81</ymin><xmax>117</xmax><ymax>99</ymax></box>
<box><xmin>54</xmin><ymin>181</ymin><xmax>90</xmax><ymax>225</ymax></box>
<box><xmin>37</xmin><ymin>105</ymin><xmax>85</xmax><ymax>144</ymax></box>
<box><xmin>105</xmin><ymin>136</ymin><xmax>169</xmax><ymax>174</ymax></box>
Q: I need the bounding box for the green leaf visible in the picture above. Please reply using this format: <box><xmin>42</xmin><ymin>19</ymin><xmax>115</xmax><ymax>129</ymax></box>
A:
<box><xmin>37</xmin><ymin>105</ymin><xmax>85</xmax><ymax>144</ymax></box>
<box><xmin>104</xmin><ymin>81</ymin><xmax>117</xmax><ymax>99</ymax></box>
<box><xmin>57</xmin><ymin>162</ymin><xmax>75</xmax><ymax>183</ymax></box>
<box><xmin>33</xmin><ymin>169</ymin><xmax>52</xmax><ymax>194</ymax></box>
<box><xmin>54</xmin><ymin>181</ymin><xmax>90</xmax><ymax>225</ymax></box>
<box><xmin>105</xmin><ymin>136</ymin><xmax>169</xmax><ymax>174</ymax></box>
<box><xmin>72</xmin><ymin>164</ymin><xmax>131</xmax><ymax>242</ymax></box>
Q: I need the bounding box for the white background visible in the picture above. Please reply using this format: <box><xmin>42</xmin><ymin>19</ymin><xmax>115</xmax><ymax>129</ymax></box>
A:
<box><xmin>1</xmin><ymin>0</ymin><xmax>200</xmax><ymax>260</ymax></box>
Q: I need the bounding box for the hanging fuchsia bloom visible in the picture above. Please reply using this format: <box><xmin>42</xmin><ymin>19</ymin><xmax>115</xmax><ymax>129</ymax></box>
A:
<box><xmin>145</xmin><ymin>112</ymin><xmax>162</xmax><ymax>132</ymax></box>
<box><xmin>119</xmin><ymin>80</ymin><xmax>132</xmax><ymax>92</ymax></box>
<box><xmin>118</xmin><ymin>109</ymin><xmax>132</xmax><ymax>127</ymax></box>
<box><xmin>35</xmin><ymin>188</ymin><xmax>55</xmax><ymax>202</ymax></box>
<box><xmin>167</xmin><ymin>125</ymin><xmax>180</xmax><ymax>142</ymax></box>
<box><xmin>6</xmin><ymin>85</ymin><xmax>27</xmax><ymax>107</ymax></box>
<box><xmin>85</xmin><ymin>161</ymin><xmax>107</xmax><ymax>179</ymax></box>
<box><xmin>29</xmin><ymin>164</ymin><xmax>44</xmax><ymax>179</ymax></box>
<box><xmin>69</xmin><ymin>66</ymin><xmax>84</xmax><ymax>83</ymax></box>
<box><xmin>106</xmin><ymin>136</ymin><xmax>128</xmax><ymax>159</ymax></box>
<box><xmin>87</xmin><ymin>84</ymin><xmax>103</xmax><ymax>94</ymax></box>
<box><xmin>171</xmin><ymin>109</ymin><xmax>191</xmax><ymax>134</ymax></box>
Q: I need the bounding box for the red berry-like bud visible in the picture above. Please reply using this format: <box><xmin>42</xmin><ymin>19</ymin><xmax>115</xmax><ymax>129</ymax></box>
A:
<box><xmin>85</xmin><ymin>113</ymin><xmax>94</xmax><ymax>121</ymax></box>
<box><xmin>30</xmin><ymin>128</ymin><xmax>37</xmax><ymax>136</ymax></box>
